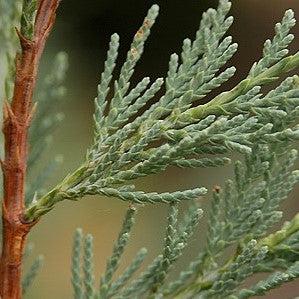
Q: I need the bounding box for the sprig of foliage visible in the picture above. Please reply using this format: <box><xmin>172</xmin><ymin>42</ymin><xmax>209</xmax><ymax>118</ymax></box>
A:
<box><xmin>22</xmin><ymin>243</ymin><xmax>43</xmax><ymax>296</ymax></box>
<box><xmin>235</xmin><ymin>262</ymin><xmax>299</xmax><ymax>299</ymax></box>
<box><xmin>22</xmin><ymin>255</ymin><xmax>44</xmax><ymax>295</ymax></box>
<box><xmin>71</xmin><ymin>203</ymin><xmax>203</xmax><ymax>299</ymax></box>
<box><xmin>67</xmin><ymin>2</ymin><xmax>299</xmax><ymax>297</ymax></box>
<box><xmin>2</xmin><ymin>0</ymin><xmax>298</xmax><ymax>297</ymax></box>
<box><xmin>26</xmin><ymin>52</ymin><xmax>68</xmax><ymax>203</ymax></box>
<box><xmin>24</xmin><ymin>0</ymin><xmax>299</xmax><ymax>223</ymax></box>
<box><xmin>72</xmin><ymin>229</ymin><xmax>84</xmax><ymax>299</ymax></box>
<box><xmin>69</xmin><ymin>146</ymin><xmax>299</xmax><ymax>298</ymax></box>
<box><xmin>99</xmin><ymin>206</ymin><xmax>136</xmax><ymax>298</ymax></box>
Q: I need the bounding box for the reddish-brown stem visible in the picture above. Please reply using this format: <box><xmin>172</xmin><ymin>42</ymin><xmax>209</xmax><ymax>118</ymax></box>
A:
<box><xmin>0</xmin><ymin>1</ymin><xmax>60</xmax><ymax>298</ymax></box>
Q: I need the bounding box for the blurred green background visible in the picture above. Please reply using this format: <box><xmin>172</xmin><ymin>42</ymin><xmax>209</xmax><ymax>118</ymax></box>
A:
<box><xmin>24</xmin><ymin>0</ymin><xmax>299</xmax><ymax>298</ymax></box>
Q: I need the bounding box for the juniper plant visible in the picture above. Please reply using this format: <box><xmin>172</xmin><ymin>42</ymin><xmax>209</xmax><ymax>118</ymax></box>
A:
<box><xmin>0</xmin><ymin>0</ymin><xmax>299</xmax><ymax>298</ymax></box>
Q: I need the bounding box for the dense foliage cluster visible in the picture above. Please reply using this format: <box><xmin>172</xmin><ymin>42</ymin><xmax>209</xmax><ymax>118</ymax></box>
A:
<box><xmin>0</xmin><ymin>0</ymin><xmax>299</xmax><ymax>298</ymax></box>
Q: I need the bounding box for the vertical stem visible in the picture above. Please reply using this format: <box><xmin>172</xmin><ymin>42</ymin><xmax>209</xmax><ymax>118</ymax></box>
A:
<box><xmin>0</xmin><ymin>218</ymin><xmax>33</xmax><ymax>298</ymax></box>
<box><xmin>0</xmin><ymin>1</ymin><xmax>60</xmax><ymax>298</ymax></box>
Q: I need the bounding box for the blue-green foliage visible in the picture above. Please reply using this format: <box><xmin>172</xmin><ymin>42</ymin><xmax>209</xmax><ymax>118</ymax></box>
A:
<box><xmin>70</xmin><ymin>148</ymin><xmax>299</xmax><ymax>298</ymax></box>
<box><xmin>25</xmin><ymin>0</ymin><xmax>299</xmax><ymax>221</ymax></box>
<box><xmin>71</xmin><ymin>203</ymin><xmax>203</xmax><ymax>299</ymax></box>
<box><xmin>21</xmin><ymin>243</ymin><xmax>43</xmax><ymax>296</ymax></box>
<box><xmin>69</xmin><ymin>1</ymin><xmax>299</xmax><ymax>298</ymax></box>
<box><xmin>26</xmin><ymin>52</ymin><xmax>68</xmax><ymax>203</ymax></box>
<box><xmin>99</xmin><ymin>207</ymin><xmax>136</xmax><ymax>298</ymax></box>
<box><xmin>1</xmin><ymin>0</ymin><xmax>299</xmax><ymax>297</ymax></box>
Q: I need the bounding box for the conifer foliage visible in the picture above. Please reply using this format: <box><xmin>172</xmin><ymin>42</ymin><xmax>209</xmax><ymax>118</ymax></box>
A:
<box><xmin>0</xmin><ymin>0</ymin><xmax>299</xmax><ymax>298</ymax></box>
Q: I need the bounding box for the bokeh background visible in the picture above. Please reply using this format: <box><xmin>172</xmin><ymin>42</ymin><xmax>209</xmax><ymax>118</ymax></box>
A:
<box><xmin>23</xmin><ymin>0</ymin><xmax>299</xmax><ymax>298</ymax></box>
